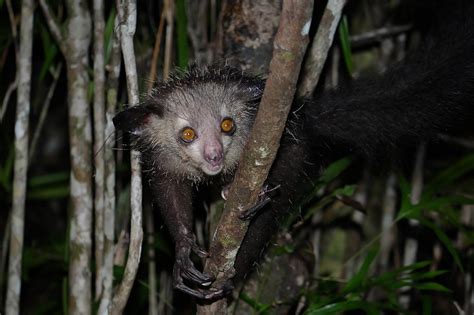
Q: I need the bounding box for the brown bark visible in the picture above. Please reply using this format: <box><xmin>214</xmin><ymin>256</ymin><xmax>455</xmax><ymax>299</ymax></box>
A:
<box><xmin>221</xmin><ymin>0</ymin><xmax>282</xmax><ymax>73</ymax></box>
<box><xmin>198</xmin><ymin>1</ymin><xmax>313</xmax><ymax>313</ymax></box>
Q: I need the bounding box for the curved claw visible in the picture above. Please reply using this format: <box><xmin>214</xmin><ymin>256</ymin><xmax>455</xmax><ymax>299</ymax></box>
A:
<box><xmin>173</xmin><ymin>278</ymin><xmax>234</xmax><ymax>300</ymax></box>
<box><xmin>191</xmin><ymin>242</ymin><xmax>209</xmax><ymax>258</ymax></box>
<box><xmin>239</xmin><ymin>183</ymin><xmax>280</xmax><ymax>221</ymax></box>
<box><xmin>239</xmin><ymin>195</ymin><xmax>272</xmax><ymax>220</ymax></box>
<box><xmin>174</xmin><ymin>240</ymin><xmax>214</xmax><ymax>286</ymax></box>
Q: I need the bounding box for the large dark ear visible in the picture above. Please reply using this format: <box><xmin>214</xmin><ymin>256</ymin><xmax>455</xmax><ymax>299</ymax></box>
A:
<box><xmin>113</xmin><ymin>105</ymin><xmax>162</xmax><ymax>134</ymax></box>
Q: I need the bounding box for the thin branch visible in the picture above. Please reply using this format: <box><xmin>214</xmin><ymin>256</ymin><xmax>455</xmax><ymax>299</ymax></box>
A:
<box><xmin>198</xmin><ymin>0</ymin><xmax>314</xmax><ymax>313</ymax></box>
<box><xmin>400</xmin><ymin>143</ymin><xmax>426</xmax><ymax>308</ymax></box>
<box><xmin>98</xmin><ymin>13</ymin><xmax>121</xmax><ymax>315</ymax></box>
<box><xmin>378</xmin><ymin>174</ymin><xmax>397</xmax><ymax>272</ymax></box>
<box><xmin>144</xmin><ymin>6</ymin><xmax>165</xmax><ymax>312</ymax></box>
<box><xmin>5</xmin><ymin>0</ymin><xmax>34</xmax><ymax>314</ymax></box>
<box><xmin>38</xmin><ymin>0</ymin><xmax>67</xmax><ymax>54</ymax></box>
<box><xmin>145</xmin><ymin>208</ymin><xmax>158</xmax><ymax>315</ymax></box>
<box><xmin>147</xmin><ymin>9</ymin><xmax>166</xmax><ymax>91</ymax></box>
<box><xmin>163</xmin><ymin>0</ymin><xmax>174</xmax><ymax>79</ymax></box>
<box><xmin>0</xmin><ymin>78</ymin><xmax>18</xmax><ymax>123</ymax></box>
<box><xmin>6</xmin><ymin>0</ymin><xmax>19</xmax><ymax>63</ymax></box>
<box><xmin>111</xmin><ymin>0</ymin><xmax>143</xmax><ymax>313</ymax></box>
<box><xmin>350</xmin><ymin>24</ymin><xmax>412</xmax><ymax>49</ymax></box>
<box><xmin>1</xmin><ymin>0</ymin><xmax>19</xmax><ymax>119</ymax></box>
<box><xmin>298</xmin><ymin>0</ymin><xmax>346</xmax><ymax>98</ymax></box>
<box><xmin>186</xmin><ymin>0</ymin><xmax>210</xmax><ymax>64</ymax></box>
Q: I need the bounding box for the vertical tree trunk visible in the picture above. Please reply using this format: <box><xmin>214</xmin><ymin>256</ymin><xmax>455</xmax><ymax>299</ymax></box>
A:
<box><xmin>5</xmin><ymin>0</ymin><xmax>33</xmax><ymax>314</ymax></box>
<box><xmin>64</xmin><ymin>4</ymin><xmax>93</xmax><ymax>314</ymax></box>
<box><xmin>220</xmin><ymin>0</ymin><xmax>282</xmax><ymax>72</ymax></box>
<box><xmin>39</xmin><ymin>0</ymin><xmax>93</xmax><ymax>313</ymax></box>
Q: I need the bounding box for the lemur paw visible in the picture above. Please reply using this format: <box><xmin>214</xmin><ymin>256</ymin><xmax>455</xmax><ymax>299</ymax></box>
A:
<box><xmin>172</xmin><ymin>235</ymin><xmax>236</xmax><ymax>300</ymax></box>
<box><xmin>239</xmin><ymin>183</ymin><xmax>280</xmax><ymax>220</ymax></box>
<box><xmin>174</xmin><ymin>279</ymin><xmax>234</xmax><ymax>300</ymax></box>
<box><xmin>173</xmin><ymin>236</ymin><xmax>214</xmax><ymax>292</ymax></box>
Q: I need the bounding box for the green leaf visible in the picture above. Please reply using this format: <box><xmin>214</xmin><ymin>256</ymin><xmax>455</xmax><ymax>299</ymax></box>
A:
<box><xmin>424</xmin><ymin>153</ymin><xmax>474</xmax><ymax>195</ymax></box>
<box><xmin>338</xmin><ymin>15</ymin><xmax>353</xmax><ymax>75</ymax></box>
<box><xmin>409</xmin><ymin>270</ymin><xmax>447</xmax><ymax>281</ymax></box>
<box><xmin>27</xmin><ymin>186</ymin><xmax>70</xmax><ymax>200</ymax></box>
<box><xmin>28</xmin><ymin>171</ymin><xmax>69</xmax><ymax>187</ymax></box>
<box><xmin>332</xmin><ymin>185</ymin><xmax>357</xmax><ymax>197</ymax></box>
<box><xmin>0</xmin><ymin>144</ymin><xmax>14</xmax><ymax>191</ymax></box>
<box><xmin>239</xmin><ymin>292</ymin><xmax>272</xmax><ymax>314</ymax></box>
<box><xmin>306</xmin><ymin>300</ymin><xmax>378</xmax><ymax>315</ymax></box>
<box><xmin>421</xmin><ymin>195</ymin><xmax>474</xmax><ymax>211</ymax></box>
<box><xmin>318</xmin><ymin>157</ymin><xmax>352</xmax><ymax>184</ymax></box>
<box><xmin>397</xmin><ymin>174</ymin><xmax>412</xmax><ymax>217</ymax></box>
<box><xmin>104</xmin><ymin>9</ymin><xmax>116</xmax><ymax>65</ymax></box>
<box><xmin>343</xmin><ymin>246</ymin><xmax>378</xmax><ymax>294</ymax></box>
<box><xmin>396</xmin><ymin>260</ymin><xmax>431</xmax><ymax>272</ymax></box>
<box><xmin>303</xmin><ymin>185</ymin><xmax>356</xmax><ymax>221</ymax></box>
<box><xmin>414</xmin><ymin>282</ymin><xmax>451</xmax><ymax>293</ymax></box>
<box><xmin>300</xmin><ymin>157</ymin><xmax>352</xmax><ymax>207</ymax></box>
<box><xmin>39</xmin><ymin>24</ymin><xmax>59</xmax><ymax>81</ymax></box>
<box><xmin>422</xmin><ymin>296</ymin><xmax>432</xmax><ymax>315</ymax></box>
<box><xmin>272</xmin><ymin>244</ymin><xmax>295</xmax><ymax>256</ymax></box>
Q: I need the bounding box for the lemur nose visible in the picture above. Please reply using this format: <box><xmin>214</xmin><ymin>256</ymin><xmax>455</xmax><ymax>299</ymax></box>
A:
<box><xmin>204</xmin><ymin>140</ymin><xmax>224</xmax><ymax>165</ymax></box>
<box><xmin>205</xmin><ymin>150</ymin><xmax>223</xmax><ymax>165</ymax></box>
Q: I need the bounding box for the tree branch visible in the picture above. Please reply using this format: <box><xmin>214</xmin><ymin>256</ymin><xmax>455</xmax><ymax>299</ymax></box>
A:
<box><xmin>111</xmin><ymin>0</ymin><xmax>143</xmax><ymax>314</ymax></box>
<box><xmin>298</xmin><ymin>0</ymin><xmax>346</xmax><ymax>98</ymax></box>
<box><xmin>198</xmin><ymin>0</ymin><xmax>314</xmax><ymax>313</ymax></box>
<box><xmin>0</xmin><ymin>77</ymin><xmax>18</xmax><ymax>123</ymax></box>
<box><xmin>98</xmin><ymin>13</ymin><xmax>121</xmax><ymax>315</ymax></box>
<box><xmin>38</xmin><ymin>0</ymin><xmax>67</xmax><ymax>55</ymax></box>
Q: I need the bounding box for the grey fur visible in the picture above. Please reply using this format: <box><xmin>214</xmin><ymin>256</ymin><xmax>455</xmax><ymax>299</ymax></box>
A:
<box><xmin>132</xmin><ymin>66</ymin><xmax>263</xmax><ymax>182</ymax></box>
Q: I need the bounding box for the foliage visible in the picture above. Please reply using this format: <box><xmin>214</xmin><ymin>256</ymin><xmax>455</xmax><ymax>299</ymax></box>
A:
<box><xmin>0</xmin><ymin>1</ymin><xmax>472</xmax><ymax>314</ymax></box>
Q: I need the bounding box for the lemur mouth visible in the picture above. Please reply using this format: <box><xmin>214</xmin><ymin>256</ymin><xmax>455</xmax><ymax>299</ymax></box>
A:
<box><xmin>202</xmin><ymin>162</ymin><xmax>223</xmax><ymax>176</ymax></box>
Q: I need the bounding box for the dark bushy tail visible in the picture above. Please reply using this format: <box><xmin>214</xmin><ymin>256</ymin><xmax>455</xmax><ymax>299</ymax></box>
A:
<box><xmin>305</xmin><ymin>2</ymin><xmax>474</xmax><ymax>159</ymax></box>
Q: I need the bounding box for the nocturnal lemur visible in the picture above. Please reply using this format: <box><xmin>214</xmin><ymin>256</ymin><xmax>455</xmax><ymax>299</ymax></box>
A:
<box><xmin>113</xmin><ymin>0</ymin><xmax>474</xmax><ymax>299</ymax></box>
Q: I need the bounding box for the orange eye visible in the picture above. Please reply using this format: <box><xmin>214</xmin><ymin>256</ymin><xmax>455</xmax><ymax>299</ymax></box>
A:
<box><xmin>180</xmin><ymin>127</ymin><xmax>196</xmax><ymax>143</ymax></box>
<box><xmin>221</xmin><ymin>118</ymin><xmax>235</xmax><ymax>134</ymax></box>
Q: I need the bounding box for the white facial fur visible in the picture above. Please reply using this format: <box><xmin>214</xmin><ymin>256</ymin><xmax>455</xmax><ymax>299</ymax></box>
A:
<box><xmin>140</xmin><ymin>81</ymin><xmax>257</xmax><ymax>182</ymax></box>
